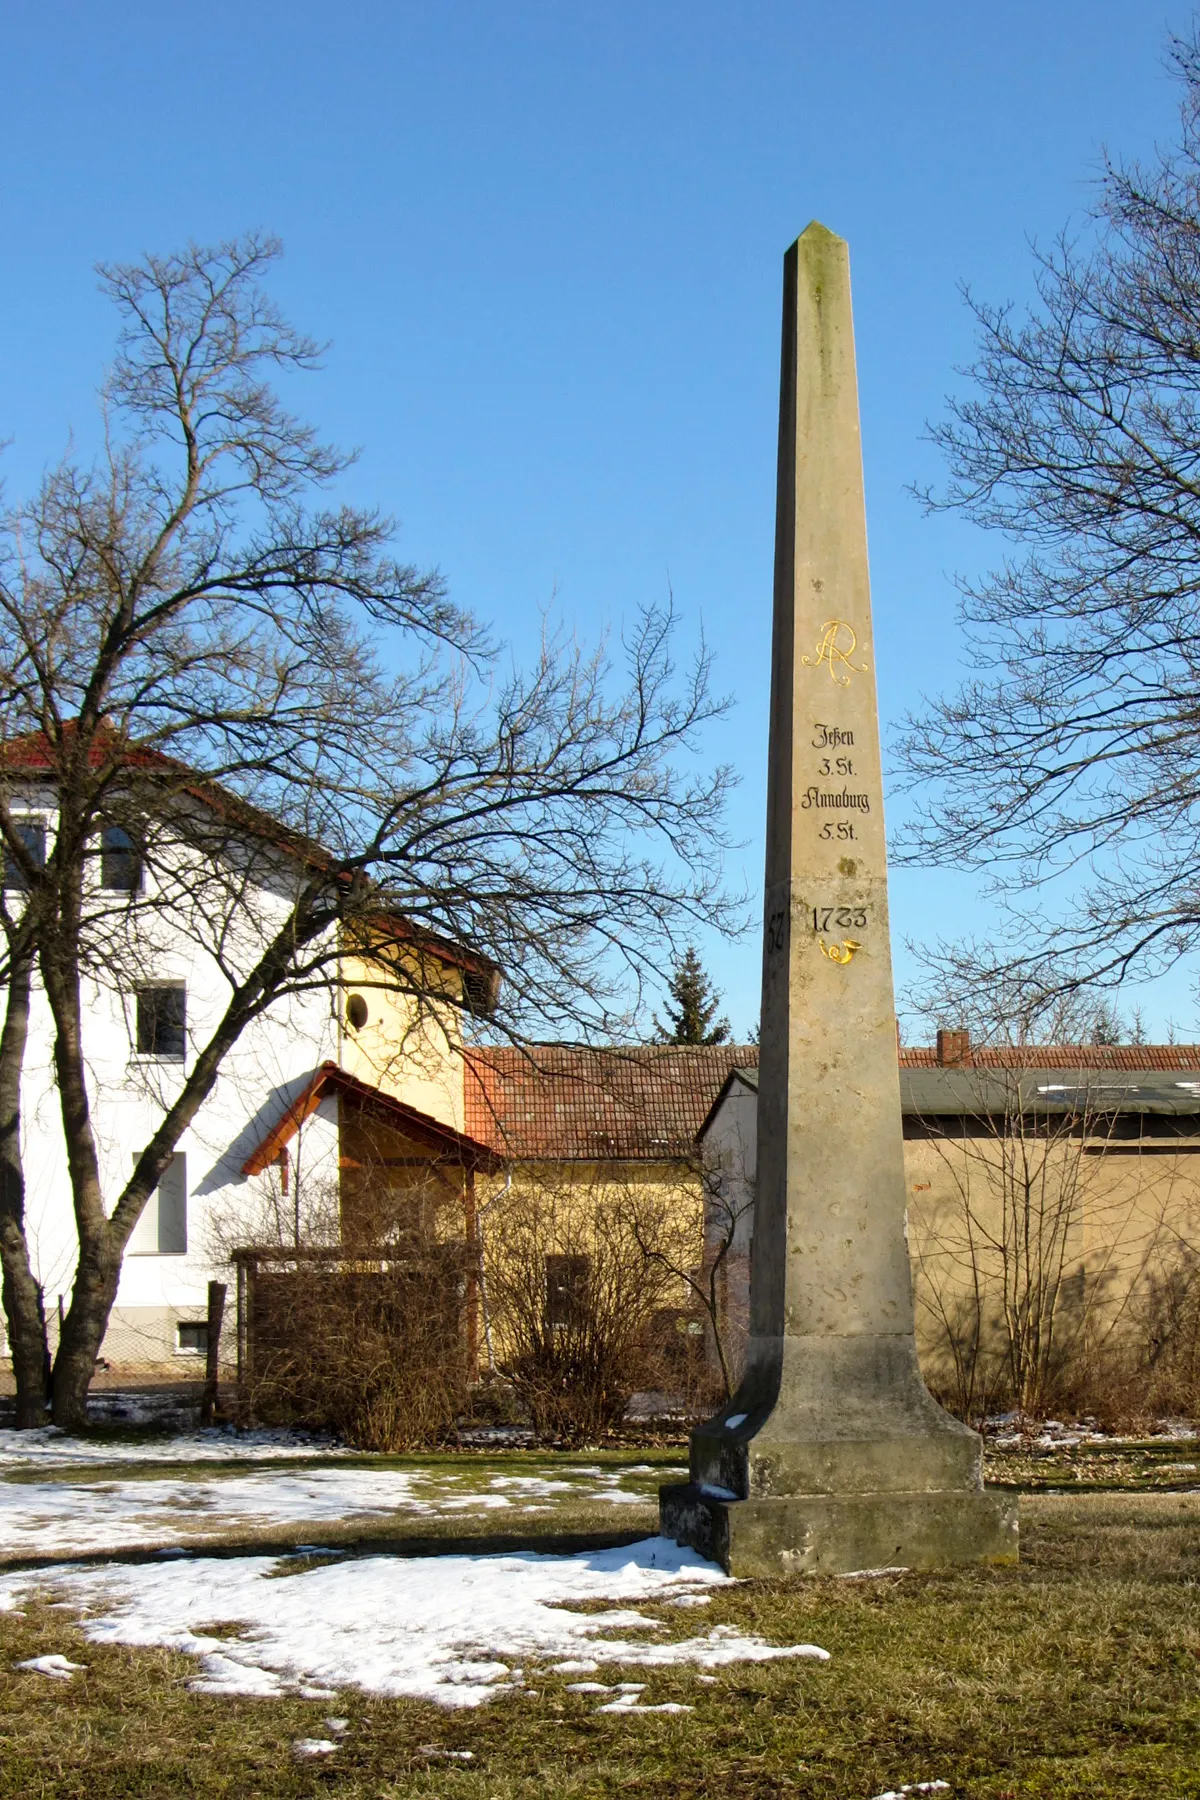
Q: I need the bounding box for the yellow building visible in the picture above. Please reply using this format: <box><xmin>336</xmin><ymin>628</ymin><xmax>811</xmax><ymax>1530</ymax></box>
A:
<box><xmin>241</xmin><ymin>971</ymin><xmax>1200</xmax><ymax>1416</ymax></box>
<box><xmin>698</xmin><ymin>1034</ymin><xmax>1200</xmax><ymax>1416</ymax></box>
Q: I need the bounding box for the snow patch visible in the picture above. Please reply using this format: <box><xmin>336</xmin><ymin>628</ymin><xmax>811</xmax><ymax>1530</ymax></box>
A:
<box><xmin>0</xmin><ymin>1425</ymin><xmax>348</xmax><ymax>1469</ymax></box>
<box><xmin>597</xmin><ymin>1693</ymin><xmax>692</xmax><ymax>1715</ymax></box>
<box><xmin>0</xmin><ymin>1537</ymin><xmax>828</xmax><ymax>1707</ymax></box>
<box><xmin>0</xmin><ymin>1463</ymin><xmax>664</xmax><ymax>1558</ymax></box>
<box><xmin>15</xmin><ymin>1653</ymin><xmax>87</xmax><ymax>1678</ymax></box>
<box><xmin>869</xmin><ymin>1784</ymin><xmax>950</xmax><ymax>1799</ymax></box>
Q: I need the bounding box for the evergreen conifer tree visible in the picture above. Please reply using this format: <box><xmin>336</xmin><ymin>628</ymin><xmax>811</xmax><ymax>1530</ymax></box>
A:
<box><xmin>655</xmin><ymin>946</ymin><xmax>730</xmax><ymax>1045</ymax></box>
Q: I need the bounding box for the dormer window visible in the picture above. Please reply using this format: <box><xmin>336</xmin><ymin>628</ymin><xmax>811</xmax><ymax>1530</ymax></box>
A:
<box><xmin>101</xmin><ymin>825</ymin><xmax>142</xmax><ymax>892</ymax></box>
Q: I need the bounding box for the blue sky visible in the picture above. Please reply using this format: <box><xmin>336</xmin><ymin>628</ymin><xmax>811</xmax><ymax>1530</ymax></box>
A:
<box><xmin>1</xmin><ymin>2</ymin><xmax>1196</xmax><ymax>1040</ymax></box>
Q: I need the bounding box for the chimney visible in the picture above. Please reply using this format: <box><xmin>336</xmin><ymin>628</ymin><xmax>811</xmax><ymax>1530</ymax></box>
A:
<box><xmin>936</xmin><ymin>1027</ymin><xmax>971</xmax><ymax>1067</ymax></box>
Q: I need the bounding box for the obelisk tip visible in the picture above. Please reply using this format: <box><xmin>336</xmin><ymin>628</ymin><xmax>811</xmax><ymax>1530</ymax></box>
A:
<box><xmin>796</xmin><ymin>219</ymin><xmax>843</xmax><ymax>245</ymax></box>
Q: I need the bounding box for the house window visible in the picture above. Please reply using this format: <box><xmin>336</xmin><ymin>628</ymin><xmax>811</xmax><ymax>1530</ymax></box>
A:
<box><xmin>2</xmin><ymin>818</ymin><xmax>46</xmax><ymax>891</ymax></box>
<box><xmin>101</xmin><ymin>825</ymin><xmax>141</xmax><ymax>892</ymax></box>
<box><xmin>128</xmin><ymin>1153</ymin><xmax>188</xmax><ymax>1255</ymax></box>
<box><xmin>545</xmin><ymin>1253</ymin><xmax>591</xmax><ymax>1328</ymax></box>
<box><xmin>176</xmin><ymin>1320</ymin><xmax>207</xmax><ymax>1355</ymax></box>
<box><xmin>136</xmin><ymin>985</ymin><xmax>186</xmax><ymax>1059</ymax></box>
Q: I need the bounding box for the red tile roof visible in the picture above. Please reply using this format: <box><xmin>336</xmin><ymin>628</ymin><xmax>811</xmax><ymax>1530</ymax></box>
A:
<box><xmin>898</xmin><ymin>1044</ymin><xmax>1200</xmax><ymax>1071</ymax></box>
<box><xmin>463</xmin><ymin>1044</ymin><xmax>760</xmax><ymax>1161</ymax></box>
<box><xmin>243</xmin><ymin>1062</ymin><xmax>502</xmax><ymax>1176</ymax></box>
<box><xmin>464</xmin><ymin>1041</ymin><xmax>1200</xmax><ymax>1160</ymax></box>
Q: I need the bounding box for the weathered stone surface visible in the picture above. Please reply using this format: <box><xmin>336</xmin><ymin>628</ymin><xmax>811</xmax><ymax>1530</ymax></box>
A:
<box><xmin>659</xmin><ymin>223</ymin><xmax>1017</xmax><ymax>1576</ymax></box>
<box><xmin>660</xmin><ymin>1481</ymin><xmax>1018</xmax><ymax>1579</ymax></box>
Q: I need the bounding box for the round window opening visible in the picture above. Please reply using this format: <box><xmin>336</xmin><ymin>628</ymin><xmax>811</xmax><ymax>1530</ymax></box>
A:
<box><xmin>346</xmin><ymin>993</ymin><xmax>369</xmax><ymax>1031</ymax></box>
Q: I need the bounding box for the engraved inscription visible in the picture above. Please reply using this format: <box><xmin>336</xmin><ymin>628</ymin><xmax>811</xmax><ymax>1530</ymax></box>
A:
<box><xmin>800</xmin><ymin>786</ymin><xmax>870</xmax><ymax>813</ymax></box>
<box><xmin>811</xmin><ymin>906</ymin><xmax>867</xmax><ymax>932</ymax></box>
<box><xmin>766</xmin><ymin>907</ymin><xmax>788</xmax><ymax>955</ymax></box>
<box><xmin>812</xmin><ymin>723</ymin><xmax>855</xmax><ymax>749</ymax></box>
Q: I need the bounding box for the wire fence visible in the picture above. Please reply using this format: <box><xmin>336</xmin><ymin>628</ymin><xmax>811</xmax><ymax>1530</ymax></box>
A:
<box><xmin>0</xmin><ymin>1286</ymin><xmax>235</xmax><ymax>1400</ymax></box>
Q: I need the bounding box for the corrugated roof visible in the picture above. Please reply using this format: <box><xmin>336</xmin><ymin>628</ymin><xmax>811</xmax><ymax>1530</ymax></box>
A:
<box><xmin>901</xmin><ymin>1067</ymin><xmax>1200</xmax><ymax>1117</ymax></box>
<box><xmin>464</xmin><ymin>1041</ymin><xmax>1200</xmax><ymax>1159</ymax></box>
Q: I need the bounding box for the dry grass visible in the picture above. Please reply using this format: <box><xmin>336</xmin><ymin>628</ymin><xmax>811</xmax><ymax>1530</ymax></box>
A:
<box><xmin>0</xmin><ymin>1449</ymin><xmax>677</xmax><ymax>1570</ymax></box>
<box><xmin>1</xmin><ymin>1491</ymin><xmax>1199</xmax><ymax>1797</ymax></box>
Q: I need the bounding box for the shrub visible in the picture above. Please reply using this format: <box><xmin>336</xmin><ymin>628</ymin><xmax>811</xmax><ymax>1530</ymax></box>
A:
<box><xmin>243</xmin><ymin>1245</ymin><xmax>470</xmax><ymax>1450</ymax></box>
<box><xmin>482</xmin><ymin>1176</ymin><xmax>704</xmax><ymax>1440</ymax></box>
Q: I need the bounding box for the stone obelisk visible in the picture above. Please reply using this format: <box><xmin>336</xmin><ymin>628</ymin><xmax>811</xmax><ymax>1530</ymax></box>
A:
<box><xmin>660</xmin><ymin>225</ymin><xmax>1017</xmax><ymax>1577</ymax></box>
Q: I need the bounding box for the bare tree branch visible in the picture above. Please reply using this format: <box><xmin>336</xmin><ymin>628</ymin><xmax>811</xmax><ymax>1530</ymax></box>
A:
<box><xmin>894</xmin><ymin>27</ymin><xmax>1200</xmax><ymax>1008</ymax></box>
<box><xmin>0</xmin><ymin>234</ymin><xmax>743</xmax><ymax>1427</ymax></box>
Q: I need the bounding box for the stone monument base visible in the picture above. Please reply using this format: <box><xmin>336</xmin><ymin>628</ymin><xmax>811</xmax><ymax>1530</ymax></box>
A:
<box><xmin>659</xmin><ymin>1481</ymin><xmax>1019</xmax><ymax>1579</ymax></box>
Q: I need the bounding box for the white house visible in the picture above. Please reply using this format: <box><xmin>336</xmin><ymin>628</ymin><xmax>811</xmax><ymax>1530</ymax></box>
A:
<box><xmin>1</xmin><ymin>769</ymin><xmax>498</xmax><ymax>1377</ymax></box>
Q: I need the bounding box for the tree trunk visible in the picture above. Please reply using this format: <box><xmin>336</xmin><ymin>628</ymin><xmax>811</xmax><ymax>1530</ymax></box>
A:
<box><xmin>52</xmin><ymin>1248</ymin><xmax>122</xmax><ymax>1431</ymax></box>
<box><xmin>0</xmin><ymin>951</ymin><xmax>51</xmax><ymax>1426</ymax></box>
<box><xmin>41</xmin><ymin>939</ymin><xmax>115</xmax><ymax>1431</ymax></box>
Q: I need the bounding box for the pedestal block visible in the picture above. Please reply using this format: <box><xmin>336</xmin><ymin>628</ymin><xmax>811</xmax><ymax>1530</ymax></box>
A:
<box><xmin>660</xmin><ymin>1481</ymin><xmax>1018</xmax><ymax>1579</ymax></box>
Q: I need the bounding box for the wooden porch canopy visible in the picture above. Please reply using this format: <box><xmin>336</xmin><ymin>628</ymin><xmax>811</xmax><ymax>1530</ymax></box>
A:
<box><xmin>241</xmin><ymin>1061</ymin><xmax>503</xmax><ymax>1177</ymax></box>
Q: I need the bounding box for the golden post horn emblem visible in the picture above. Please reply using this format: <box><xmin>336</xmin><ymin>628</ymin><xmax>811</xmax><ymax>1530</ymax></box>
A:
<box><xmin>818</xmin><ymin>938</ymin><xmax>862</xmax><ymax>965</ymax></box>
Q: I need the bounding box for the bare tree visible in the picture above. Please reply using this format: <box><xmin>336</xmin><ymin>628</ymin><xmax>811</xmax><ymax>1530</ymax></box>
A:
<box><xmin>909</xmin><ymin>1051</ymin><xmax>1183</xmax><ymax>1423</ymax></box>
<box><xmin>481</xmin><ymin>1170</ymin><xmax>698</xmax><ymax>1440</ymax></box>
<box><xmin>0</xmin><ymin>235</ymin><xmax>740</xmax><ymax>1429</ymax></box>
<box><xmin>624</xmin><ymin>1161</ymin><xmax>751</xmax><ymax>1401</ymax></box>
<box><xmin>895</xmin><ymin>28</ymin><xmax>1200</xmax><ymax>1015</ymax></box>
<box><xmin>0</xmin><ymin>933</ymin><xmax>48</xmax><ymax>1425</ymax></box>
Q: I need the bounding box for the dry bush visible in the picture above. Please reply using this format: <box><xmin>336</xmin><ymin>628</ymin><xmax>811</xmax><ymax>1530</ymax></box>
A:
<box><xmin>1131</xmin><ymin>1248</ymin><xmax>1200</xmax><ymax>1413</ymax></box>
<box><xmin>244</xmin><ymin>1245</ymin><xmax>470</xmax><ymax>1449</ymax></box>
<box><xmin>233</xmin><ymin>1163</ymin><xmax>473</xmax><ymax>1450</ymax></box>
<box><xmin>906</xmin><ymin>1061</ymin><xmax>1200</xmax><ymax>1425</ymax></box>
<box><xmin>481</xmin><ymin>1173</ymin><xmax>709</xmax><ymax>1440</ymax></box>
<box><xmin>1071</xmin><ymin>1247</ymin><xmax>1200</xmax><ymax>1430</ymax></box>
<box><xmin>918</xmin><ymin>1236</ymin><xmax>1200</xmax><ymax>1431</ymax></box>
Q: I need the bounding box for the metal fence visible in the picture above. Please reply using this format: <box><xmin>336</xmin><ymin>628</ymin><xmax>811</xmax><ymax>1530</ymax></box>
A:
<box><xmin>0</xmin><ymin>1282</ymin><xmax>233</xmax><ymax>1409</ymax></box>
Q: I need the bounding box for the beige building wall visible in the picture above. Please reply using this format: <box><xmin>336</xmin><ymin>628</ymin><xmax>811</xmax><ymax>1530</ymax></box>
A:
<box><xmin>904</xmin><ymin>1125</ymin><xmax>1200</xmax><ymax>1381</ymax></box>
<box><xmin>474</xmin><ymin>1157</ymin><xmax>705</xmax><ymax>1366</ymax></box>
<box><xmin>700</xmin><ymin>1084</ymin><xmax>1200</xmax><ymax>1399</ymax></box>
<box><xmin>338</xmin><ymin>944</ymin><xmax>467</xmax><ymax>1131</ymax></box>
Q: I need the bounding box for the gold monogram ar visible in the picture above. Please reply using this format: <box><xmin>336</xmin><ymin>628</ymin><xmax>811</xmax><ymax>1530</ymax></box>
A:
<box><xmin>819</xmin><ymin>937</ymin><xmax>862</xmax><ymax>966</ymax></box>
<box><xmin>802</xmin><ymin>619</ymin><xmax>868</xmax><ymax>686</ymax></box>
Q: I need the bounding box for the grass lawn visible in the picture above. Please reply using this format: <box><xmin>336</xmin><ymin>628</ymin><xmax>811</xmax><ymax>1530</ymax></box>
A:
<box><xmin>0</xmin><ymin>1446</ymin><xmax>684</xmax><ymax>1568</ymax></box>
<box><xmin>1</xmin><ymin>1486</ymin><xmax>1198</xmax><ymax>1799</ymax></box>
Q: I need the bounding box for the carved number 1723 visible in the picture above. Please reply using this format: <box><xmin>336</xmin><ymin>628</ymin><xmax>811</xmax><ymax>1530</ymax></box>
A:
<box><xmin>813</xmin><ymin>906</ymin><xmax>867</xmax><ymax>932</ymax></box>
